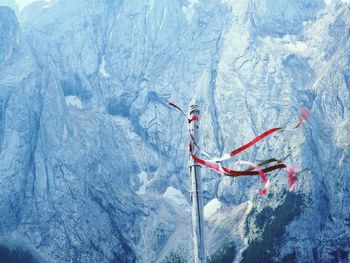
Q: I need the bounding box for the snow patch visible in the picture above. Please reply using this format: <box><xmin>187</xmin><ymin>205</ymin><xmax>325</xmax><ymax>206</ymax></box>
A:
<box><xmin>335</xmin><ymin>119</ymin><xmax>350</xmax><ymax>148</ymax></box>
<box><xmin>182</xmin><ymin>0</ymin><xmax>198</xmax><ymax>22</ymax></box>
<box><xmin>63</xmin><ymin>123</ymin><xmax>68</xmax><ymax>140</ymax></box>
<box><xmin>164</xmin><ymin>186</ymin><xmax>190</xmax><ymax>211</ymax></box>
<box><xmin>258</xmin><ymin>35</ymin><xmax>309</xmax><ymax>58</ymax></box>
<box><xmin>148</xmin><ymin>0</ymin><xmax>155</xmax><ymax>10</ymax></box>
<box><xmin>43</xmin><ymin>0</ymin><xmax>56</xmax><ymax>9</ymax></box>
<box><xmin>204</xmin><ymin>198</ymin><xmax>222</xmax><ymax>218</ymax></box>
<box><xmin>324</xmin><ymin>0</ymin><xmax>350</xmax><ymax>4</ymax></box>
<box><xmin>284</xmin><ymin>41</ymin><xmax>308</xmax><ymax>53</ymax></box>
<box><xmin>15</xmin><ymin>0</ymin><xmax>52</xmax><ymax>11</ymax></box>
<box><xmin>65</xmin><ymin>96</ymin><xmax>83</xmax><ymax>109</ymax></box>
<box><xmin>136</xmin><ymin>171</ymin><xmax>149</xmax><ymax>195</ymax></box>
<box><xmin>99</xmin><ymin>56</ymin><xmax>111</xmax><ymax>78</ymax></box>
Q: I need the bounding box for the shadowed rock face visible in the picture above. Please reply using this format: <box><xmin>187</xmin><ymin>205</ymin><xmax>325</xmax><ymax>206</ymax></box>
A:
<box><xmin>0</xmin><ymin>0</ymin><xmax>350</xmax><ymax>262</ymax></box>
<box><xmin>0</xmin><ymin>6</ymin><xmax>19</xmax><ymax>66</ymax></box>
<box><xmin>0</xmin><ymin>245</ymin><xmax>37</xmax><ymax>263</ymax></box>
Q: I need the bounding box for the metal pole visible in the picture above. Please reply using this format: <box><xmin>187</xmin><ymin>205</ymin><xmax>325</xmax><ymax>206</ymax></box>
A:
<box><xmin>189</xmin><ymin>104</ymin><xmax>206</xmax><ymax>263</ymax></box>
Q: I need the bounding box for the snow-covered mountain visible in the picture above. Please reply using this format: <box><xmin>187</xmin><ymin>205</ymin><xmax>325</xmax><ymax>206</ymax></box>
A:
<box><xmin>0</xmin><ymin>0</ymin><xmax>349</xmax><ymax>262</ymax></box>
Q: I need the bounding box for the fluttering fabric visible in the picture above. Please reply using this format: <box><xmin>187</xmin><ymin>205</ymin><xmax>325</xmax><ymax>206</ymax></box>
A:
<box><xmin>169</xmin><ymin>102</ymin><xmax>308</xmax><ymax>195</ymax></box>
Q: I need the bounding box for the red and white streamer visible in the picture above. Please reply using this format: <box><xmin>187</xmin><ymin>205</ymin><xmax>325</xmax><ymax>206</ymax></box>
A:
<box><xmin>234</xmin><ymin>160</ymin><xmax>270</xmax><ymax>196</ymax></box>
<box><xmin>169</xmin><ymin>101</ymin><xmax>308</xmax><ymax>195</ymax></box>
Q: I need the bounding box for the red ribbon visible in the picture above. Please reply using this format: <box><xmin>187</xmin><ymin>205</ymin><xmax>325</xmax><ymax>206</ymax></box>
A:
<box><xmin>228</xmin><ymin>127</ymin><xmax>283</xmax><ymax>157</ymax></box>
<box><xmin>169</xmin><ymin>101</ymin><xmax>307</xmax><ymax>194</ymax></box>
<box><xmin>190</xmin><ymin>144</ymin><xmax>286</xmax><ymax>177</ymax></box>
<box><xmin>295</xmin><ymin>107</ymin><xmax>310</xmax><ymax>128</ymax></box>
<box><xmin>188</xmin><ymin>116</ymin><xmax>200</xmax><ymax>123</ymax></box>
<box><xmin>288</xmin><ymin>167</ymin><xmax>296</xmax><ymax>191</ymax></box>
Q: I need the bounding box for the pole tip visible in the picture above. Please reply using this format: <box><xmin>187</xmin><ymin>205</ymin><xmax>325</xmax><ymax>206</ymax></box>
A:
<box><xmin>189</xmin><ymin>104</ymin><xmax>200</xmax><ymax>115</ymax></box>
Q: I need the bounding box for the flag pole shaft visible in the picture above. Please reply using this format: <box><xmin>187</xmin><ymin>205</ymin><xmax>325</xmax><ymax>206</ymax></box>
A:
<box><xmin>189</xmin><ymin>104</ymin><xmax>206</xmax><ymax>263</ymax></box>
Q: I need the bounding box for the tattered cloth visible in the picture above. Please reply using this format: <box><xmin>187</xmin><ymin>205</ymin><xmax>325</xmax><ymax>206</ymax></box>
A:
<box><xmin>169</xmin><ymin>102</ymin><xmax>309</xmax><ymax>195</ymax></box>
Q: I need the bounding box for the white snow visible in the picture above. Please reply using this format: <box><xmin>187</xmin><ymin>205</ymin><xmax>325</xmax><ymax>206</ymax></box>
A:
<box><xmin>43</xmin><ymin>0</ymin><xmax>56</xmax><ymax>9</ymax></box>
<box><xmin>182</xmin><ymin>0</ymin><xmax>198</xmax><ymax>22</ymax></box>
<box><xmin>15</xmin><ymin>0</ymin><xmax>51</xmax><ymax>11</ymax></box>
<box><xmin>63</xmin><ymin>123</ymin><xmax>68</xmax><ymax>140</ymax></box>
<box><xmin>65</xmin><ymin>95</ymin><xmax>83</xmax><ymax>109</ymax></box>
<box><xmin>148</xmin><ymin>0</ymin><xmax>155</xmax><ymax>10</ymax></box>
<box><xmin>136</xmin><ymin>171</ymin><xmax>149</xmax><ymax>195</ymax></box>
<box><xmin>204</xmin><ymin>198</ymin><xmax>222</xmax><ymax>218</ymax></box>
<box><xmin>258</xmin><ymin>35</ymin><xmax>309</xmax><ymax>58</ymax></box>
<box><xmin>335</xmin><ymin>118</ymin><xmax>350</xmax><ymax>148</ymax></box>
<box><xmin>164</xmin><ymin>186</ymin><xmax>190</xmax><ymax>211</ymax></box>
<box><xmin>99</xmin><ymin>56</ymin><xmax>111</xmax><ymax>78</ymax></box>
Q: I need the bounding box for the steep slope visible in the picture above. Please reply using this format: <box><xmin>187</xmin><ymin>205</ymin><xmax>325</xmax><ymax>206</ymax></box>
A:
<box><xmin>215</xmin><ymin>1</ymin><xmax>350</xmax><ymax>262</ymax></box>
<box><xmin>0</xmin><ymin>0</ymin><xmax>349</xmax><ymax>262</ymax></box>
<box><xmin>0</xmin><ymin>5</ymin><xmax>143</xmax><ymax>263</ymax></box>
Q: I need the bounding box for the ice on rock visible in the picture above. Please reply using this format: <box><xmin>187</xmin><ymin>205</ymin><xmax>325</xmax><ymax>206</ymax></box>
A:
<box><xmin>64</xmin><ymin>95</ymin><xmax>83</xmax><ymax>109</ymax></box>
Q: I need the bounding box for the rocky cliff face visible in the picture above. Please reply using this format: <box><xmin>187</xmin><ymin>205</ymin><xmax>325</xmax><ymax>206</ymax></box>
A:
<box><xmin>0</xmin><ymin>0</ymin><xmax>349</xmax><ymax>262</ymax></box>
